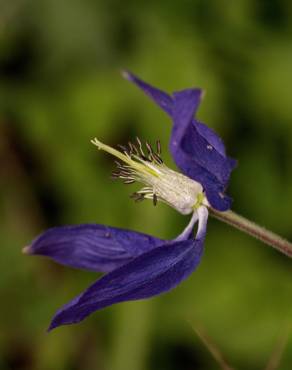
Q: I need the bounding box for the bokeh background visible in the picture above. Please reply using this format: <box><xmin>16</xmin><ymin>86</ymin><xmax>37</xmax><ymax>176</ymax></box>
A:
<box><xmin>1</xmin><ymin>0</ymin><xmax>292</xmax><ymax>369</ymax></box>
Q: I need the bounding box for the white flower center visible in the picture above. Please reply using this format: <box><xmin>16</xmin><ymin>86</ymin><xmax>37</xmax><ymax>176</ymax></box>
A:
<box><xmin>91</xmin><ymin>137</ymin><xmax>205</xmax><ymax>215</ymax></box>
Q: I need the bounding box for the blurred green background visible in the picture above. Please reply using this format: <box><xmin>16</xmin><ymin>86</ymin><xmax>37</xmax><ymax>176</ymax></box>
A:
<box><xmin>1</xmin><ymin>0</ymin><xmax>292</xmax><ymax>369</ymax></box>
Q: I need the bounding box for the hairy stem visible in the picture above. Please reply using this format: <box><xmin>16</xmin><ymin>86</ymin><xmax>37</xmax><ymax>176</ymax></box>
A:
<box><xmin>210</xmin><ymin>209</ymin><xmax>292</xmax><ymax>258</ymax></box>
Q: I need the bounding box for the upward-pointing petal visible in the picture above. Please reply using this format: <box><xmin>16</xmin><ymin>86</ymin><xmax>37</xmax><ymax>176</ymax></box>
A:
<box><xmin>123</xmin><ymin>71</ymin><xmax>236</xmax><ymax>211</ymax></box>
<box><xmin>122</xmin><ymin>70</ymin><xmax>173</xmax><ymax>115</ymax></box>
<box><xmin>48</xmin><ymin>206</ymin><xmax>209</xmax><ymax>331</ymax></box>
<box><xmin>122</xmin><ymin>71</ymin><xmax>228</xmax><ymax>157</ymax></box>
<box><xmin>170</xmin><ymin>90</ymin><xmax>235</xmax><ymax>211</ymax></box>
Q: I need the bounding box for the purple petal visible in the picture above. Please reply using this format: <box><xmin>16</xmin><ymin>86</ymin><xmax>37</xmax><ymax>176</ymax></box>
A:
<box><xmin>196</xmin><ymin>121</ymin><xmax>226</xmax><ymax>156</ymax></box>
<box><xmin>122</xmin><ymin>70</ymin><xmax>173</xmax><ymax>115</ymax></box>
<box><xmin>170</xmin><ymin>90</ymin><xmax>235</xmax><ymax>211</ymax></box>
<box><xmin>123</xmin><ymin>71</ymin><xmax>229</xmax><ymax>157</ymax></box>
<box><xmin>204</xmin><ymin>186</ymin><xmax>233</xmax><ymax>211</ymax></box>
<box><xmin>48</xmin><ymin>207</ymin><xmax>208</xmax><ymax>330</ymax></box>
<box><xmin>25</xmin><ymin>224</ymin><xmax>164</xmax><ymax>273</ymax></box>
<box><xmin>123</xmin><ymin>71</ymin><xmax>236</xmax><ymax>210</ymax></box>
<box><xmin>171</xmin><ymin>90</ymin><xmax>234</xmax><ymax>185</ymax></box>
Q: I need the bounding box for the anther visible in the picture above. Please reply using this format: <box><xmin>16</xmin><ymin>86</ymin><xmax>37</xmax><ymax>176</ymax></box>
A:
<box><xmin>136</xmin><ymin>137</ymin><xmax>146</xmax><ymax>157</ymax></box>
<box><xmin>145</xmin><ymin>141</ymin><xmax>153</xmax><ymax>155</ymax></box>
<box><xmin>152</xmin><ymin>152</ymin><xmax>163</xmax><ymax>164</ymax></box>
<box><xmin>130</xmin><ymin>192</ymin><xmax>145</xmax><ymax>202</ymax></box>
<box><xmin>156</xmin><ymin>140</ymin><xmax>161</xmax><ymax>155</ymax></box>
<box><xmin>129</xmin><ymin>142</ymin><xmax>139</xmax><ymax>156</ymax></box>
<box><xmin>118</xmin><ymin>144</ymin><xmax>129</xmax><ymax>154</ymax></box>
<box><xmin>111</xmin><ymin>171</ymin><xmax>121</xmax><ymax>177</ymax></box>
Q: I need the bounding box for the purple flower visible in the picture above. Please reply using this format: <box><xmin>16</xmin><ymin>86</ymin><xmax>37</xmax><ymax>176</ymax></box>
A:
<box><xmin>24</xmin><ymin>72</ymin><xmax>236</xmax><ymax>331</ymax></box>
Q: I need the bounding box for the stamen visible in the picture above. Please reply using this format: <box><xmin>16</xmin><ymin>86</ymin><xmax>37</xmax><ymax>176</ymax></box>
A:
<box><xmin>138</xmin><ymin>187</ymin><xmax>153</xmax><ymax>193</ymax></box>
<box><xmin>111</xmin><ymin>171</ymin><xmax>121</xmax><ymax>178</ymax></box>
<box><xmin>145</xmin><ymin>141</ymin><xmax>152</xmax><ymax>154</ymax></box>
<box><xmin>152</xmin><ymin>152</ymin><xmax>163</xmax><ymax>164</ymax></box>
<box><xmin>130</xmin><ymin>192</ymin><xmax>145</xmax><ymax>202</ymax></box>
<box><xmin>136</xmin><ymin>137</ymin><xmax>146</xmax><ymax>158</ymax></box>
<box><xmin>128</xmin><ymin>142</ymin><xmax>139</xmax><ymax>156</ymax></box>
<box><xmin>118</xmin><ymin>144</ymin><xmax>128</xmax><ymax>153</ymax></box>
<box><xmin>153</xmin><ymin>193</ymin><xmax>157</xmax><ymax>206</ymax></box>
<box><xmin>124</xmin><ymin>179</ymin><xmax>135</xmax><ymax>184</ymax></box>
<box><xmin>156</xmin><ymin>140</ymin><xmax>161</xmax><ymax>155</ymax></box>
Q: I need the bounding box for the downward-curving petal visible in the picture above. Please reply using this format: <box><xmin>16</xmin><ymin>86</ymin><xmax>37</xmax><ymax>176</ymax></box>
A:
<box><xmin>48</xmin><ymin>206</ymin><xmax>209</xmax><ymax>331</ymax></box>
<box><xmin>25</xmin><ymin>224</ymin><xmax>164</xmax><ymax>273</ymax></box>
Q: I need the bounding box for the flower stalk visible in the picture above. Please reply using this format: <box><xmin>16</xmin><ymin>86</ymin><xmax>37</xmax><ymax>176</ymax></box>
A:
<box><xmin>209</xmin><ymin>208</ymin><xmax>292</xmax><ymax>258</ymax></box>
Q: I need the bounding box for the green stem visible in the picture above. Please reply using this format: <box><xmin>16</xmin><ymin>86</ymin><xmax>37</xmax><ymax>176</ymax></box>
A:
<box><xmin>209</xmin><ymin>209</ymin><xmax>292</xmax><ymax>258</ymax></box>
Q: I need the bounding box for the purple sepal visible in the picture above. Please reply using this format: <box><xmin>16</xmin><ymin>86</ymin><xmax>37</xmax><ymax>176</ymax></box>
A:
<box><xmin>48</xmin><ymin>207</ymin><xmax>208</xmax><ymax>331</ymax></box>
<box><xmin>171</xmin><ymin>90</ymin><xmax>235</xmax><ymax>211</ymax></box>
<box><xmin>27</xmin><ymin>224</ymin><xmax>164</xmax><ymax>273</ymax></box>
<box><xmin>122</xmin><ymin>71</ymin><xmax>229</xmax><ymax>156</ymax></box>
<box><xmin>122</xmin><ymin>70</ymin><xmax>173</xmax><ymax>115</ymax></box>
<box><xmin>196</xmin><ymin>120</ymin><xmax>226</xmax><ymax>156</ymax></box>
<box><xmin>48</xmin><ymin>236</ymin><xmax>206</xmax><ymax>330</ymax></box>
<box><xmin>123</xmin><ymin>71</ymin><xmax>236</xmax><ymax>211</ymax></box>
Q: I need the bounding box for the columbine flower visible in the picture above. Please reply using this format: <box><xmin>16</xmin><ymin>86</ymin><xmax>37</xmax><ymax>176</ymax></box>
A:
<box><xmin>23</xmin><ymin>71</ymin><xmax>236</xmax><ymax>331</ymax></box>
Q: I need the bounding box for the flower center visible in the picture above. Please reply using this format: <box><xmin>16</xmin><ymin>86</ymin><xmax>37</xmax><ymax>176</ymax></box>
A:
<box><xmin>91</xmin><ymin>137</ymin><xmax>205</xmax><ymax>215</ymax></box>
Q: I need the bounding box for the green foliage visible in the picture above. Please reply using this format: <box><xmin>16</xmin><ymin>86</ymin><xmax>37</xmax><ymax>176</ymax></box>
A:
<box><xmin>0</xmin><ymin>0</ymin><xmax>291</xmax><ymax>369</ymax></box>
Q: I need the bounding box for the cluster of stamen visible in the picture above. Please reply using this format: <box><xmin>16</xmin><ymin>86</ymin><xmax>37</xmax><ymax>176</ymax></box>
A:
<box><xmin>117</xmin><ymin>137</ymin><xmax>162</xmax><ymax>165</ymax></box>
<box><xmin>110</xmin><ymin>138</ymin><xmax>163</xmax><ymax>205</ymax></box>
<box><xmin>91</xmin><ymin>137</ymin><xmax>205</xmax><ymax>214</ymax></box>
